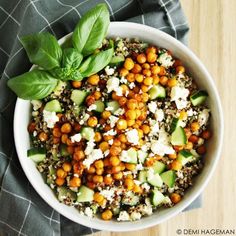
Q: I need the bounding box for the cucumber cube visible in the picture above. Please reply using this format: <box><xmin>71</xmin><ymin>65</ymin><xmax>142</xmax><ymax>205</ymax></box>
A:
<box><xmin>171</xmin><ymin>126</ymin><xmax>187</xmax><ymax>145</ymax></box>
<box><xmin>106</xmin><ymin>101</ymin><xmax>120</xmax><ymax>114</ymax></box>
<box><xmin>81</xmin><ymin>127</ymin><xmax>95</xmax><ymax>141</ymax></box>
<box><xmin>137</xmin><ymin>150</ymin><xmax>148</xmax><ymax>163</ymax></box>
<box><xmin>148</xmin><ymin>85</ymin><xmax>166</xmax><ymax>100</ymax></box>
<box><xmin>160</xmin><ymin>170</ymin><xmax>176</xmax><ymax>188</ymax></box>
<box><xmin>77</xmin><ymin>185</ymin><xmax>94</xmax><ymax>202</ymax></box>
<box><xmin>44</xmin><ymin>100</ymin><xmax>62</xmax><ymax>112</ymax></box>
<box><xmin>177</xmin><ymin>150</ymin><xmax>194</xmax><ymax>165</ymax></box>
<box><xmin>147</xmin><ymin>172</ymin><xmax>163</xmax><ymax>187</ymax></box>
<box><xmin>152</xmin><ymin>161</ymin><xmax>166</xmax><ymax>174</ymax></box>
<box><xmin>109</xmin><ymin>55</ymin><xmax>125</xmax><ymax>66</ymax></box>
<box><xmin>190</xmin><ymin>90</ymin><xmax>208</xmax><ymax>106</ymax></box>
<box><xmin>57</xmin><ymin>187</ymin><xmax>76</xmax><ymax>202</ymax></box>
<box><xmin>94</xmin><ymin>100</ymin><xmax>105</xmax><ymax>113</ymax></box>
<box><xmin>71</xmin><ymin>90</ymin><xmax>88</xmax><ymax>106</ymax></box>
<box><xmin>27</xmin><ymin>147</ymin><xmax>46</xmax><ymax>163</ymax></box>
<box><xmin>138</xmin><ymin>170</ymin><xmax>148</xmax><ymax>183</ymax></box>
<box><xmin>170</xmin><ymin>118</ymin><xmax>181</xmax><ymax>133</ymax></box>
<box><xmin>150</xmin><ymin>189</ymin><xmax>166</xmax><ymax>206</ymax></box>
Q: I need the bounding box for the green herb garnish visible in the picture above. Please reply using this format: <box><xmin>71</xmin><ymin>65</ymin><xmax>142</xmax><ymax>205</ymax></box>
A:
<box><xmin>7</xmin><ymin>3</ymin><xmax>112</xmax><ymax>99</ymax></box>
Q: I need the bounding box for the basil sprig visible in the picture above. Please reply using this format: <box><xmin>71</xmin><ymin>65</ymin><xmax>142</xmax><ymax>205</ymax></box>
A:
<box><xmin>8</xmin><ymin>70</ymin><xmax>58</xmax><ymax>100</ymax></box>
<box><xmin>7</xmin><ymin>3</ymin><xmax>113</xmax><ymax>100</ymax></box>
<box><xmin>72</xmin><ymin>3</ymin><xmax>109</xmax><ymax>56</ymax></box>
<box><xmin>80</xmin><ymin>47</ymin><xmax>113</xmax><ymax>77</ymax></box>
<box><xmin>21</xmin><ymin>33</ymin><xmax>62</xmax><ymax>70</ymax></box>
<box><xmin>50</xmin><ymin>48</ymin><xmax>83</xmax><ymax>81</ymax></box>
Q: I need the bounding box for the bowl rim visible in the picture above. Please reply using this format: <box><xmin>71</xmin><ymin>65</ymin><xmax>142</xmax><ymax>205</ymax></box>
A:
<box><xmin>14</xmin><ymin>21</ymin><xmax>224</xmax><ymax>231</ymax></box>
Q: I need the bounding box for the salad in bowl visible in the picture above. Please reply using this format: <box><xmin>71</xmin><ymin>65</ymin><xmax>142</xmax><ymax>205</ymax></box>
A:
<box><xmin>9</xmin><ymin>4</ymin><xmax>222</xmax><ymax>229</ymax></box>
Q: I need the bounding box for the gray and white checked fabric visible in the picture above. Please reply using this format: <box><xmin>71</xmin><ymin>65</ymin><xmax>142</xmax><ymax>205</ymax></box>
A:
<box><xmin>0</xmin><ymin>0</ymin><xmax>196</xmax><ymax>235</ymax></box>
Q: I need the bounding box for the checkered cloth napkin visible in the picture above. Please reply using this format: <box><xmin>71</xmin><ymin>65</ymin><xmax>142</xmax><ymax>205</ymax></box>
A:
<box><xmin>0</xmin><ymin>0</ymin><xmax>198</xmax><ymax>235</ymax></box>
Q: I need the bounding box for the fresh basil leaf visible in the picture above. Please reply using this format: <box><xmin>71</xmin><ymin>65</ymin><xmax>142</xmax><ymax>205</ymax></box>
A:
<box><xmin>79</xmin><ymin>47</ymin><xmax>113</xmax><ymax>77</ymax></box>
<box><xmin>21</xmin><ymin>32</ymin><xmax>62</xmax><ymax>70</ymax></box>
<box><xmin>50</xmin><ymin>67</ymin><xmax>83</xmax><ymax>81</ymax></box>
<box><xmin>69</xmin><ymin>70</ymin><xmax>84</xmax><ymax>81</ymax></box>
<box><xmin>72</xmin><ymin>3</ymin><xmax>109</xmax><ymax>56</ymax></box>
<box><xmin>7</xmin><ymin>70</ymin><xmax>58</xmax><ymax>100</ymax></box>
<box><xmin>62</xmin><ymin>48</ymin><xmax>83</xmax><ymax>69</ymax></box>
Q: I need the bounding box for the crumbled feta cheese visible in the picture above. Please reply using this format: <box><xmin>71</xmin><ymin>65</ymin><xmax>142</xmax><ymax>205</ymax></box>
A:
<box><xmin>104</xmin><ymin>129</ymin><xmax>117</xmax><ymax>136</ymax></box>
<box><xmin>133</xmin><ymin>180</ymin><xmax>141</xmax><ymax>185</ymax></box>
<box><xmin>79</xmin><ymin>113</ymin><xmax>90</xmax><ymax>125</ymax></box>
<box><xmin>141</xmin><ymin>204</ymin><xmax>153</xmax><ymax>215</ymax></box>
<box><xmin>79</xmin><ymin>120</ymin><xmax>84</xmax><ymax>125</ymax></box>
<box><xmin>135</xmin><ymin>164</ymin><xmax>144</xmax><ymax>171</ymax></box>
<box><xmin>142</xmin><ymin>183</ymin><xmax>150</xmax><ymax>191</ymax></box>
<box><xmin>84</xmin><ymin>140</ymin><xmax>96</xmax><ymax>155</ymax></box>
<box><xmin>149</xmin><ymin>119</ymin><xmax>159</xmax><ymax>136</ymax></box>
<box><xmin>151</xmin><ymin>128</ymin><xmax>175</xmax><ymax>156</ymax></box>
<box><xmin>104</xmin><ymin>150</ymin><xmax>110</xmax><ymax>157</ymax></box>
<box><xmin>130</xmin><ymin>212</ymin><xmax>141</xmax><ymax>221</ymax></box>
<box><xmin>108</xmin><ymin>115</ymin><xmax>119</xmax><ymax>128</ymax></box>
<box><xmin>170</xmin><ymin>86</ymin><xmax>190</xmax><ymax>110</ymax></box>
<box><xmin>116</xmin><ymin>86</ymin><xmax>123</xmax><ymax>96</ymax></box>
<box><xmin>198</xmin><ymin>137</ymin><xmax>204</xmax><ymax>146</ymax></box>
<box><xmin>198</xmin><ymin>109</ymin><xmax>210</xmax><ymax>126</ymax></box>
<box><xmin>31</xmin><ymin>100</ymin><xmax>42</xmax><ymax>111</ymax></box>
<box><xmin>120</xmin><ymin>150</ymin><xmax>131</xmax><ymax>162</ymax></box>
<box><xmin>105</xmin><ymin>66</ymin><xmax>115</xmax><ymax>75</ymax></box>
<box><xmin>84</xmin><ymin>207</ymin><xmax>93</xmax><ymax>218</ymax></box>
<box><xmin>125</xmin><ymin>90</ymin><xmax>129</xmax><ymax>97</ymax></box>
<box><xmin>106</xmin><ymin>76</ymin><xmax>120</xmax><ymax>94</ymax></box>
<box><xmin>129</xmin><ymin>82</ymin><xmax>135</xmax><ymax>89</ymax></box>
<box><xmin>168</xmin><ymin>187</ymin><xmax>175</xmax><ymax>193</ymax></box>
<box><xmin>148</xmin><ymin>101</ymin><xmax>157</xmax><ymax>113</ymax></box>
<box><xmin>83</xmin><ymin>149</ymin><xmax>103</xmax><ymax>169</ymax></box>
<box><xmin>33</xmin><ymin>131</ymin><xmax>37</xmax><ymax>137</ymax></box>
<box><xmin>70</xmin><ymin>133</ymin><xmax>82</xmax><ymax>143</ymax></box>
<box><xmin>187</xmin><ymin>108</ymin><xmax>194</xmax><ymax>117</ymax></box>
<box><xmin>117</xmin><ymin>211</ymin><xmax>130</xmax><ymax>221</ymax></box>
<box><xmin>100</xmin><ymin>189</ymin><xmax>115</xmax><ymax>201</ymax></box>
<box><xmin>105</xmin><ymin>106</ymin><xmax>114</xmax><ymax>111</ymax></box>
<box><xmin>126</xmin><ymin>129</ymin><xmax>139</xmax><ymax>145</ymax></box>
<box><xmin>32</xmin><ymin>111</ymin><xmax>39</xmax><ymax>117</ymax></box>
<box><xmin>176</xmin><ymin>170</ymin><xmax>184</xmax><ymax>179</ymax></box>
<box><xmin>114</xmin><ymin>108</ymin><xmax>125</xmax><ymax>116</ymax></box>
<box><xmin>120</xmin><ymin>76</ymin><xmax>128</xmax><ymax>84</ymax></box>
<box><xmin>87</xmin><ymin>104</ymin><xmax>97</xmax><ymax>111</ymax></box>
<box><xmin>43</xmin><ymin>110</ymin><xmax>59</xmax><ymax>128</ymax></box>
<box><xmin>155</xmin><ymin>109</ymin><xmax>164</xmax><ymax>121</ymax></box>
<box><xmin>108</xmin><ymin>139</ymin><xmax>114</xmax><ymax>145</ymax></box>
<box><xmin>157</xmin><ymin>52</ymin><xmax>174</xmax><ymax>68</ymax></box>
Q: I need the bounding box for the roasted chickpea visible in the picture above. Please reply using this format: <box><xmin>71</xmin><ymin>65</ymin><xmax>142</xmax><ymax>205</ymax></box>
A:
<box><xmin>71</xmin><ymin>81</ymin><xmax>82</xmax><ymax>88</ymax></box>
<box><xmin>124</xmin><ymin>58</ymin><xmax>134</xmax><ymax>70</ymax></box>
<box><xmin>38</xmin><ymin>132</ymin><xmax>48</xmax><ymax>142</ymax></box>
<box><xmin>69</xmin><ymin>177</ymin><xmax>81</xmax><ymax>187</ymax></box>
<box><xmin>131</xmin><ymin>64</ymin><xmax>142</xmax><ymax>74</ymax></box>
<box><xmin>137</xmin><ymin>53</ymin><xmax>146</xmax><ymax>64</ymax></box>
<box><xmin>120</xmin><ymin>68</ymin><xmax>129</xmax><ymax>77</ymax></box>
<box><xmin>88</xmin><ymin>74</ymin><xmax>100</xmax><ymax>85</ymax></box>
<box><xmin>87</xmin><ymin>116</ymin><xmax>98</xmax><ymax>127</ymax></box>
<box><xmin>147</xmin><ymin>52</ymin><xmax>157</xmax><ymax>63</ymax></box>
<box><xmin>101</xmin><ymin>210</ymin><xmax>113</xmax><ymax>220</ymax></box>
<box><xmin>116</xmin><ymin>119</ymin><xmax>127</xmax><ymax>130</ymax></box>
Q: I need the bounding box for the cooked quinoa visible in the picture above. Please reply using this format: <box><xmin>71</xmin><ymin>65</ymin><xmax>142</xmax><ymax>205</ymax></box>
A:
<box><xmin>27</xmin><ymin>37</ymin><xmax>211</xmax><ymax>221</ymax></box>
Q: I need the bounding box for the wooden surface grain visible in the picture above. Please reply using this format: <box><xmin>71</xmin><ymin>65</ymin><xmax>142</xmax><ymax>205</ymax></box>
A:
<box><xmin>94</xmin><ymin>1</ymin><xmax>236</xmax><ymax>235</ymax></box>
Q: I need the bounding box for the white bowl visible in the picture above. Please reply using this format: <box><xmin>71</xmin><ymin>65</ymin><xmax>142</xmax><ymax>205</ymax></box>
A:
<box><xmin>14</xmin><ymin>22</ymin><xmax>224</xmax><ymax>232</ymax></box>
